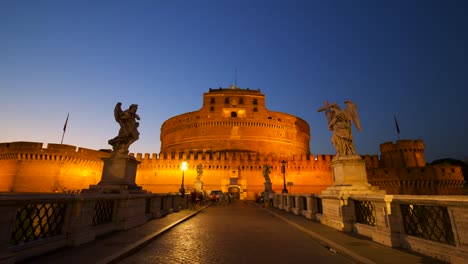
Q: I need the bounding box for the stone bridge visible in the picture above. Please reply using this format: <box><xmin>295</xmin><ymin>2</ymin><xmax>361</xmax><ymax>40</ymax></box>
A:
<box><xmin>0</xmin><ymin>192</ymin><xmax>467</xmax><ymax>263</ymax></box>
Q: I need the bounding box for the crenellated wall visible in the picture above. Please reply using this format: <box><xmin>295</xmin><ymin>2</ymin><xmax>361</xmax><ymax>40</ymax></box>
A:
<box><xmin>368</xmin><ymin>140</ymin><xmax>464</xmax><ymax>194</ymax></box>
<box><xmin>0</xmin><ymin>141</ymin><xmax>334</xmax><ymax>198</ymax></box>
<box><xmin>368</xmin><ymin>165</ymin><xmax>464</xmax><ymax>195</ymax></box>
<box><xmin>0</xmin><ymin>140</ymin><xmax>463</xmax><ymax>197</ymax></box>
<box><xmin>0</xmin><ymin>142</ymin><xmax>109</xmax><ymax>193</ymax></box>
<box><xmin>133</xmin><ymin>151</ymin><xmax>334</xmax><ymax>198</ymax></box>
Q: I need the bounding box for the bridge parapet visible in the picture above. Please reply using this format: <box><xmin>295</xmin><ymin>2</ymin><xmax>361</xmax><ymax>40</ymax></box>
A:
<box><xmin>0</xmin><ymin>192</ymin><xmax>187</xmax><ymax>263</ymax></box>
<box><xmin>274</xmin><ymin>193</ymin><xmax>468</xmax><ymax>263</ymax></box>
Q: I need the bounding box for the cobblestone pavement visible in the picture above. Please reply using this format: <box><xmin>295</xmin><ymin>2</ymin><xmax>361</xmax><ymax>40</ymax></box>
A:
<box><xmin>118</xmin><ymin>200</ymin><xmax>355</xmax><ymax>264</ymax></box>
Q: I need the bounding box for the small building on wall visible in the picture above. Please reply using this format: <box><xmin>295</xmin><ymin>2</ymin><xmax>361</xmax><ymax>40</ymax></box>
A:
<box><xmin>0</xmin><ymin>86</ymin><xmax>464</xmax><ymax>197</ymax></box>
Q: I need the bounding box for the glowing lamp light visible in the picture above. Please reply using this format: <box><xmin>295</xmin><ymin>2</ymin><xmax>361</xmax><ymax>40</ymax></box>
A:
<box><xmin>180</xmin><ymin>161</ymin><xmax>187</xmax><ymax>197</ymax></box>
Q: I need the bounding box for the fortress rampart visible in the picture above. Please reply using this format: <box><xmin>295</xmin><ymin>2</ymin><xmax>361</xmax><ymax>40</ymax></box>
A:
<box><xmin>368</xmin><ymin>165</ymin><xmax>464</xmax><ymax>195</ymax></box>
<box><xmin>0</xmin><ymin>141</ymin><xmax>333</xmax><ymax>197</ymax></box>
<box><xmin>0</xmin><ymin>140</ymin><xmax>464</xmax><ymax>196</ymax></box>
<box><xmin>0</xmin><ymin>142</ymin><xmax>109</xmax><ymax>193</ymax></box>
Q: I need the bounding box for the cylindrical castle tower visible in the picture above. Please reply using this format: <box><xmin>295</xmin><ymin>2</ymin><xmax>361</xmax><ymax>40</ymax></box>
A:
<box><xmin>160</xmin><ymin>86</ymin><xmax>310</xmax><ymax>156</ymax></box>
<box><xmin>379</xmin><ymin>140</ymin><xmax>426</xmax><ymax>168</ymax></box>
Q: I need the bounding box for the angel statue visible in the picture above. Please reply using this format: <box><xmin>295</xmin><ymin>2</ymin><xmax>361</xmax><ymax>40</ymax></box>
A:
<box><xmin>262</xmin><ymin>164</ymin><xmax>272</xmax><ymax>183</ymax></box>
<box><xmin>196</xmin><ymin>164</ymin><xmax>203</xmax><ymax>181</ymax></box>
<box><xmin>318</xmin><ymin>100</ymin><xmax>361</xmax><ymax>158</ymax></box>
<box><xmin>108</xmin><ymin>102</ymin><xmax>140</xmax><ymax>157</ymax></box>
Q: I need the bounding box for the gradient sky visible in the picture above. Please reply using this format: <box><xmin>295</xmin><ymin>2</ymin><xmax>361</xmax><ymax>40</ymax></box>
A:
<box><xmin>1</xmin><ymin>0</ymin><xmax>467</xmax><ymax>163</ymax></box>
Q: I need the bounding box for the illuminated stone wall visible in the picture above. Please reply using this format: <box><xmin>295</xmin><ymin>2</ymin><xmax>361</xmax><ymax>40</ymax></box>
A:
<box><xmin>0</xmin><ymin>142</ymin><xmax>333</xmax><ymax>199</ymax></box>
<box><xmin>0</xmin><ymin>141</ymin><xmax>463</xmax><ymax>197</ymax></box>
<box><xmin>0</xmin><ymin>142</ymin><xmax>108</xmax><ymax>193</ymax></box>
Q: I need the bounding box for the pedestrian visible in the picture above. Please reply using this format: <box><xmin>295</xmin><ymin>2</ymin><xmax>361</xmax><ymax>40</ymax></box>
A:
<box><xmin>269</xmin><ymin>192</ymin><xmax>274</xmax><ymax>207</ymax></box>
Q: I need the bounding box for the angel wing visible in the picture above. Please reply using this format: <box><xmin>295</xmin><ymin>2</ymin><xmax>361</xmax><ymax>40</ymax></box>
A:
<box><xmin>114</xmin><ymin>102</ymin><xmax>123</xmax><ymax>123</ymax></box>
<box><xmin>344</xmin><ymin>100</ymin><xmax>362</xmax><ymax>132</ymax></box>
<box><xmin>113</xmin><ymin>102</ymin><xmax>129</xmax><ymax>135</ymax></box>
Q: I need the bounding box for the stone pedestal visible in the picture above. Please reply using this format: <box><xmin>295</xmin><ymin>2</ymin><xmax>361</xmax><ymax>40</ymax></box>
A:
<box><xmin>322</xmin><ymin>157</ymin><xmax>382</xmax><ymax>195</ymax></box>
<box><xmin>320</xmin><ymin>156</ymin><xmax>385</xmax><ymax>231</ymax></box>
<box><xmin>263</xmin><ymin>182</ymin><xmax>273</xmax><ymax>204</ymax></box>
<box><xmin>194</xmin><ymin>181</ymin><xmax>203</xmax><ymax>192</ymax></box>
<box><xmin>83</xmin><ymin>157</ymin><xmax>146</xmax><ymax>194</ymax></box>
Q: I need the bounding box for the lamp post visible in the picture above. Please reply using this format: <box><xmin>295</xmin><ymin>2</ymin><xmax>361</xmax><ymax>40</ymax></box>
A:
<box><xmin>281</xmin><ymin>160</ymin><xmax>288</xmax><ymax>193</ymax></box>
<box><xmin>180</xmin><ymin>161</ymin><xmax>187</xmax><ymax>197</ymax></box>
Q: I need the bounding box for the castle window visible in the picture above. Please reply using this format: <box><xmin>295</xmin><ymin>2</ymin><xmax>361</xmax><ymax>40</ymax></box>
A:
<box><xmin>231</xmin><ymin>112</ymin><xmax>237</xmax><ymax>117</ymax></box>
<box><xmin>210</xmin><ymin>98</ymin><xmax>215</xmax><ymax>104</ymax></box>
<box><xmin>239</xmin><ymin>97</ymin><xmax>244</xmax><ymax>104</ymax></box>
<box><xmin>225</xmin><ymin>97</ymin><xmax>230</xmax><ymax>104</ymax></box>
<box><xmin>253</xmin><ymin>107</ymin><xmax>258</xmax><ymax>112</ymax></box>
<box><xmin>253</xmin><ymin>99</ymin><xmax>258</xmax><ymax>105</ymax></box>
<box><xmin>210</xmin><ymin>106</ymin><xmax>214</xmax><ymax>111</ymax></box>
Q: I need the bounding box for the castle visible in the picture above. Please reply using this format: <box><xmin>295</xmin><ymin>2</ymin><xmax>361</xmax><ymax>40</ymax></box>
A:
<box><xmin>0</xmin><ymin>86</ymin><xmax>464</xmax><ymax>197</ymax></box>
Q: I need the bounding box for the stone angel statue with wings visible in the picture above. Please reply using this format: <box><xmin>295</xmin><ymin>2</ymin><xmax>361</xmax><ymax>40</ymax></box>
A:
<box><xmin>108</xmin><ymin>102</ymin><xmax>140</xmax><ymax>157</ymax></box>
<box><xmin>318</xmin><ymin>100</ymin><xmax>361</xmax><ymax>158</ymax></box>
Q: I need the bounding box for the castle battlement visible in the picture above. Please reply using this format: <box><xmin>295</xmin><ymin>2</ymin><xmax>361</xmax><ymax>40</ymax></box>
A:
<box><xmin>130</xmin><ymin>151</ymin><xmax>333</xmax><ymax>164</ymax></box>
<box><xmin>379</xmin><ymin>140</ymin><xmax>426</xmax><ymax>168</ymax></box>
<box><xmin>363</xmin><ymin>155</ymin><xmax>381</xmax><ymax>168</ymax></box>
<box><xmin>0</xmin><ymin>142</ymin><xmax>110</xmax><ymax>165</ymax></box>
<box><xmin>368</xmin><ymin>165</ymin><xmax>463</xmax><ymax>181</ymax></box>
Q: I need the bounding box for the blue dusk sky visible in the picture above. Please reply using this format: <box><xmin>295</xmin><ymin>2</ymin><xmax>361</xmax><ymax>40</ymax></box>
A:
<box><xmin>1</xmin><ymin>0</ymin><xmax>467</xmax><ymax>163</ymax></box>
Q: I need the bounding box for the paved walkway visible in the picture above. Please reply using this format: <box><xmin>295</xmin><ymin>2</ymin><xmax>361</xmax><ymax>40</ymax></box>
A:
<box><xmin>118</xmin><ymin>200</ymin><xmax>352</xmax><ymax>264</ymax></box>
<box><xmin>21</xmin><ymin>201</ymin><xmax>443</xmax><ymax>264</ymax></box>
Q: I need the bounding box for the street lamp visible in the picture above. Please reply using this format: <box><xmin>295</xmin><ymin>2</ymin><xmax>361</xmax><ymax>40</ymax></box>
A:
<box><xmin>180</xmin><ymin>161</ymin><xmax>187</xmax><ymax>197</ymax></box>
<box><xmin>281</xmin><ymin>160</ymin><xmax>288</xmax><ymax>193</ymax></box>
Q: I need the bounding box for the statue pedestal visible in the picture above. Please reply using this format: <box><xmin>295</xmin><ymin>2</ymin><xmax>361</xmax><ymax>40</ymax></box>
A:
<box><xmin>194</xmin><ymin>181</ymin><xmax>203</xmax><ymax>192</ymax></box>
<box><xmin>263</xmin><ymin>182</ymin><xmax>273</xmax><ymax>205</ymax></box>
<box><xmin>83</xmin><ymin>157</ymin><xmax>146</xmax><ymax>194</ymax></box>
<box><xmin>320</xmin><ymin>156</ymin><xmax>384</xmax><ymax>231</ymax></box>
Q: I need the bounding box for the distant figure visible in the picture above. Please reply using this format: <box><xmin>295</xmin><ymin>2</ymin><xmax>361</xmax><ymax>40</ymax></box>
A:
<box><xmin>269</xmin><ymin>192</ymin><xmax>274</xmax><ymax>207</ymax></box>
<box><xmin>108</xmin><ymin>102</ymin><xmax>140</xmax><ymax>157</ymax></box>
<box><xmin>318</xmin><ymin>100</ymin><xmax>361</xmax><ymax>158</ymax></box>
<box><xmin>196</xmin><ymin>164</ymin><xmax>203</xmax><ymax>181</ymax></box>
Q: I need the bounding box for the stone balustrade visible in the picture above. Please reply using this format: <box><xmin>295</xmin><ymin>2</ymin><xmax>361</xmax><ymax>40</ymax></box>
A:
<box><xmin>274</xmin><ymin>193</ymin><xmax>468</xmax><ymax>263</ymax></box>
<box><xmin>0</xmin><ymin>192</ymin><xmax>188</xmax><ymax>263</ymax></box>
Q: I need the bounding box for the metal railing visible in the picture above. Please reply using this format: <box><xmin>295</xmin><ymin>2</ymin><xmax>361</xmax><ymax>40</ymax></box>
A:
<box><xmin>400</xmin><ymin>203</ymin><xmax>455</xmax><ymax>245</ymax></box>
<box><xmin>10</xmin><ymin>202</ymin><xmax>67</xmax><ymax>245</ymax></box>
<box><xmin>353</xmin><ymin>200</ymin><xmax>376</xmax><ymax>226</ymax></box>
<box><xmin>92</xmin><ymin>200</ymin><xmax>114</xmax><ymax>226</ymax></box>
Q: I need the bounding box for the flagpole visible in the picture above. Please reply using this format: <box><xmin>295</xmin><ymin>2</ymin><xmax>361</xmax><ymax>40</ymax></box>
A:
<box><xmin>394</xmin><ymin>114</ymin><xmax>400</xmax><ymax>140</ymax></box>
<box><xmin>61</xmin><ymin>113</ymin><xmax>69</xmax><ymax>144</ymax></box>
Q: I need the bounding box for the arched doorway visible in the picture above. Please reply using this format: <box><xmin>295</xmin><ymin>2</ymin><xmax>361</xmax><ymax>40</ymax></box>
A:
<box><xmin>227</xmin><ymin>185</ymin><xmax>241</xmax><ymax>199</ymax></box>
